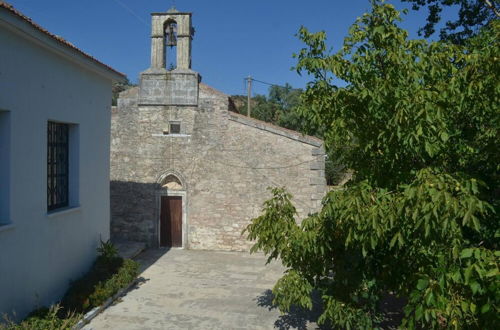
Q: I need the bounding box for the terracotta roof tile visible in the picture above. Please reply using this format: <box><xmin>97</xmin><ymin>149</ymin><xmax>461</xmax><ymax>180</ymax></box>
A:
<box><xmin>0</xmin><ymin>1</ymin><xmax>126</xmax><ymax>79</ymax></box>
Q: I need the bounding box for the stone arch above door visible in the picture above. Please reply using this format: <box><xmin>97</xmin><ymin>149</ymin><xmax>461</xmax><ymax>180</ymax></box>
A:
<box><xmin>156</xmin><ymin>170</ymin><xmax>187</xmax><ymax>191</ymax></box>
<box><xmin>156</xmin><ymin>170</ymin><xmax>188</xmax><ymax>248</ymax></box>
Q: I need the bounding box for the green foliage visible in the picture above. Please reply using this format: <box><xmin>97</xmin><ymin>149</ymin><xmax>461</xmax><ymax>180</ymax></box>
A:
<box><xmin>87</xmin><ymin>258</ymin><xmax>139</xmax><ymax>309</ymax></box>
<box><xmin>246</xmin><ymin>1</ymin><xmax>499</xmax><ymax>328</ymax></box>
<box><xmin>62</xmin><ymin>256</ymin><xmax>139</xmax><ymax>313</ymax></box>
<box><xmin>244</xmin><ymin>187</ymin><xmax>299</xmax><ymax>263</ymax></box>
<box><xmin>325</xmin><ymin>156</ymin><xmax>347</xmax><ymax>186</ymax></box>
<box><xmin>231</xmin><ymin>84</ymin><xmax>309</xmax><ymax>132</ymax></box>
<box><xmin>1</xmin><ymin>305</ymin><xmax>80</xmax><ymax>330</ymax></box>
<box><xmin>97</xmin><ymin>238</ymin><xmax>118</xmax><ymax>260</ymax></box>
<box><xmin>3</xmin><ymin>253</ymin><xmax>139</xmax><ymax>329</ymax></box>
<box><xmin>112</xmin><ymin>78</ymin><xmax>136</xmax><ymax>106</ymax></box>
<box><xmin>401</xmin><ymin>0</ymin><xmax>499</xmax><ymax>43</ymax></box>
<box><xmin>63</xmin><ymin>240</ymin><xmax>139</xmax><ymax>312</ymax></box>
<box><xmin>296</xmin><ymin>5</ymin><xmax>499</xmax><ymax>192</ymax></box>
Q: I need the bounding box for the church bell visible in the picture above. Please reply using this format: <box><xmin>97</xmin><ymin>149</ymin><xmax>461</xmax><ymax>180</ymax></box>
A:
<box><xmin>165</xmin><ymin>22</ymin><xmax>177</xmax><ymax>47</ymax></box>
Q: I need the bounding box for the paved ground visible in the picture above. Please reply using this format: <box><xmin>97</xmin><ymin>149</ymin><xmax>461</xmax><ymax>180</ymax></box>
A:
<box><xmin>83</xmin><ymin>249</ymin><xmax>322</xmax><ymax>330</ymax></box>
<box><xmin>113</xmin><ymin>239</ymin><xmax>146</xmax><ymax>259</ymax></box>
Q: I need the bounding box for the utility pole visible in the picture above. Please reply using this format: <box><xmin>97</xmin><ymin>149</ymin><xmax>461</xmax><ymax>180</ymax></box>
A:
<box><xmin>246</xmin><ymin>76</ymin><xmax>252</xmax><ymax>117</ymax></box>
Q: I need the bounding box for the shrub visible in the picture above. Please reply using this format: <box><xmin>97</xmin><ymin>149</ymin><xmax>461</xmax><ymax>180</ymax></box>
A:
<box><xmin>1</xmin><ymin>305</ymin><xmax>80</xmax><ymax>330</ymax></box>
<box><xmin>96</xmin><ymin>238</ymin><xmax>118</xmax><ymax>260</ymax></box>
<box><xmin>3</xmin><ymin>240</ymin><xmax>140</xmax><ymax>328</ymax></box>
<box><xmin>62</xmin><ymin>256</ymin><xmax>139</xmax><ymax>313</ymax></box>
<box><xmin>86</xmin><ymin>258</ymin><xmax>139</xmax><ymax>309</ymax></box>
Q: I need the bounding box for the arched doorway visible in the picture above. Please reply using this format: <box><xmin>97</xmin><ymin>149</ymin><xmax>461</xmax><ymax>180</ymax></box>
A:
<box><xmin>157</xmin><ymin>172</ymin><xmax>187</xmax><ymax>248</ymax></box>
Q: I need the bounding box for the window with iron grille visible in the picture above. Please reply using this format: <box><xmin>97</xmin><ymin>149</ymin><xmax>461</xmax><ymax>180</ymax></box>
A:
<box><xmin>47</xmin><ymin>122</ymin><xmax>69</xmax><ymax>211</ymax></box>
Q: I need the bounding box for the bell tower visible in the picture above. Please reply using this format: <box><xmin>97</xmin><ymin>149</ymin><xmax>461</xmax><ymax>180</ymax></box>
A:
<box><xmin>139</xmin><ymin>7</ymin><xmax>200</xmax><ymax>106</ymax></box>
<box><xmin>150</xmin><ymin>7</ymin><xmax>192</xmax><ymax>70</ymax></box>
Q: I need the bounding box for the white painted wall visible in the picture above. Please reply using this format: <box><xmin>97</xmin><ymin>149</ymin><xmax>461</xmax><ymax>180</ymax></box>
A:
<box><xmin>0</xmin><ymin>16</ymin><xmax>113</xmax><ymax>320</ymax></box>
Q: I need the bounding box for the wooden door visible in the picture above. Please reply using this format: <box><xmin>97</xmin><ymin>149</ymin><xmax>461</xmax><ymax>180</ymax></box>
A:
<box><xmin>160</xmin><ymin>196</ymin><xmax>182</xmax><ymax>247</ymax></box>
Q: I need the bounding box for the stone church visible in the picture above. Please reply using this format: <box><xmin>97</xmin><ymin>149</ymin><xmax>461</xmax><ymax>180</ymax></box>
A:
<box><xmin>110</xmin><ymin>8</ymin><xmax>326</xmax><ymax>251</ymax></box>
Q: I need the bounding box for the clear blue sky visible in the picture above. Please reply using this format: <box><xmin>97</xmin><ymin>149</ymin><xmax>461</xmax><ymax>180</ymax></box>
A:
<box><xmin>7</xmin><ymin>0</ymin><xmax>457</xmax><ymax>96</ymax></box>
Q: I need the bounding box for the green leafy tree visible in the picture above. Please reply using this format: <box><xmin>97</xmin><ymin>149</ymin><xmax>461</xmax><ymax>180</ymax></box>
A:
<box><xmin>269</xmin><ymin>83</ymin><xmax>302</xmax><ymax>111</ymax></box>
<box><xmin>112</xmin><ymin>78</ymin><xmax>136</xmax><ymax>106</ymax></box>
<box><xmin>231</xmin><ymin>84</ymin><xmax>304</xmax><ymax>129</ymax></box>
<box><xmin>251</xmin><ymin>94</ymin><xmax>282</xmax><ymax>123</ymax></box>
<box><xmin>245</xmin><ymin>1</ymin><xmax>499</xmax><ymax>328</ymax></box>
<box><xmin>401</xmin><ymin>0</ymin><xmax>500</xmax><ymax>43</ymax></box>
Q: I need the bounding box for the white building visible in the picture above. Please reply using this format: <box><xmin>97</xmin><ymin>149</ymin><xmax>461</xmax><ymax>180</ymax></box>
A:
<box><xmin>0</xmin><ymin>3</ymin><xmax>125</xmax><ymax>320</ymax></box>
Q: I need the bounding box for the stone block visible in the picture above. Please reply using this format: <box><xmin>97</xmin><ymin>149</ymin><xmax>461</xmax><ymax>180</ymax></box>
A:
<box><xmin>315</xmin><ymin>185</ymin><xmax>326</xmax><ymax>193</ymax></box>
<box><xmin>311</xmin><ymin>147</ymin><xmax>325</xmax><ymax>156</ymax></box>
<box><xmin>311</xmin><ymin>193</ymin><xmax>324</xmax><ymax>201</ymax></box>
<box><xmin>139</xmin><ymin>70</ymin><xmax>199</xmax><ymax>106</ymax></box>
<box><xmin>309</xmin><ymin>177</ymin><xmax>326</xmax><ymax>185</ymax></box>
<box><xmin>111</xmin><ymin>75</ymin><xmax>328</xmax><ymax>251</ymax></box>
<box><xmin>310</xmin><ymin>161</ymin><xmax>325</xmax><ymax>170</ymax></box>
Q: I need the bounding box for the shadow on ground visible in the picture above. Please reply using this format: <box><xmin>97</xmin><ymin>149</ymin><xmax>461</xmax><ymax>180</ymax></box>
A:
<box><xmin>256</xmin><ymin>289</ymin><xmax>405</xmax><ymax>330</ymax></box>
<box><xmin>256</xmin><ymin>289</ymin><xmax>331</xmax><ymax>330</ymax></box>
<box><xmin>134</xmin><ymin>247</ymin><xmax>172</xmax><ymax>272</ymax></box>
<box><xmin>112</xmin><ymin>247</ymin><xmax>172</xmax><ymax>300</ymax></box>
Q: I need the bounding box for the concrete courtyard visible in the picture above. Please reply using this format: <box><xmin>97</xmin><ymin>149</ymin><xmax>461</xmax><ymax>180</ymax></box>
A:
<box><xmin>83</xmin><ymin>249</ymin><xmax>323</xmax><ymax>330</ymax></box>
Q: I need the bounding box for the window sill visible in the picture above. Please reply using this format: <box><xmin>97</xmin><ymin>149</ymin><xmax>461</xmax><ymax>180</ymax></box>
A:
<box><xmin>152</xmin><ymin>133</ymin><xmax>191</xmax><ymax>138</ymax></box>
<box><xmin>47</xmin><ymin>205</ymin><xmax>81</xmax><ymax>218</ymax></box>
<box><xmin>0</xmin><ymin>223</ymin><xmax>15</xmax><ymax>233</ymax></box>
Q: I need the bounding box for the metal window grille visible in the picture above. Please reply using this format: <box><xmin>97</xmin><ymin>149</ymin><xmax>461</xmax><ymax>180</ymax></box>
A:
<box><xmin>47</xmin><ymin>122</ymin><xmax>69</xmax><ymax>211</ymax></box>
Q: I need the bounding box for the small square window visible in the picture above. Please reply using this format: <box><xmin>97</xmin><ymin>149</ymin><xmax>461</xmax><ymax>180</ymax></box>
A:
<box><xmin>169</xmin><ymin>122</ymin><xmax>181</xmax><ymax>134</ymax></box>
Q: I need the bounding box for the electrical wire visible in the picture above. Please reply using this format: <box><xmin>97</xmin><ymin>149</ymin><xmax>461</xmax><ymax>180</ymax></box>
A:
<box><xmin>111</xmin><ymin>0</ymin><xmax>150</xmax><ymax>28</ymax></box>
<box><xmin>112</xmin><ymin>99</ymin><xmax>319</xmax><ymax>213</ymax></box>
<box><xmin>246</xmin><ymin>77</ymin><xmax>292</xmax><ymax>89</ymax></box>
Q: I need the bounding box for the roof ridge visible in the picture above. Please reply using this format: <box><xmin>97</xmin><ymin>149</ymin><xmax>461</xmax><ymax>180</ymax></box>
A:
<box><xmin>228</xmin><ymin>111</ymin><xmax>323</xmax><ymax>147</ymax></box>
<box><xmin>199</xmin><ymin>82</ymin><xmax>228</xmax><ymax>97</ymax></box>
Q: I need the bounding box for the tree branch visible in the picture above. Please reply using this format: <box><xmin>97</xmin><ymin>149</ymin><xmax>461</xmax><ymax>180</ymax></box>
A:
<box><xmin>482</xmin><ymin>0</ymin><xmax>500</xmax><ymax>18</ymax></box>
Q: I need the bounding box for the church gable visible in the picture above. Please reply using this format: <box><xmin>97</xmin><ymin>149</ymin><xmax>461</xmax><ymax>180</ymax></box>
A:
<box><xmin>110</xmin><ymin>7</ymin><xmax>326</xmax><ymax>251</ymax></box>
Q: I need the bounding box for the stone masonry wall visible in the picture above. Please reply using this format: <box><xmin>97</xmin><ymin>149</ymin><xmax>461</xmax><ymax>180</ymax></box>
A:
<box><xmin>110</xmin><ymin>82</ymin><xmax>326</xmax><ymax>251</ymax></box>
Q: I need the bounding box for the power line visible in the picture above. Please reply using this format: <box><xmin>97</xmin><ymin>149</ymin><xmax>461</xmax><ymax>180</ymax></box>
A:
<box><xmin>247</xmin><ymin>77</ymin><xmax>291</xmax><ymax>89</ymax></box>
<box><xmin>112</xmin><ymin>151</ymin><xmax>315</xmax><ymax>170</ymax></box>
<box><xmin>112</xmin><ymin>113</ymin><xmax>319</xmax><ymax>213</ymax></box>
<box><xmin>252</xmin><ymin>78</ymin><xmax>285</xmax><ymax>88</ymax></box>
<box><xmin>243</xmin><ymin>77</ymin><xmax>296</xmax><ymax>117</ymax></box>
<box><xmin>111</xmin><ymin>0</ymin><xmax>150</xmax><ymax>28</ymax></box>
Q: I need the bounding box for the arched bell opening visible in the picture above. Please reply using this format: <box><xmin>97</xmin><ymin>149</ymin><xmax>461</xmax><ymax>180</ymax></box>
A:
<box><xmin>164</xmin><ymin>19</ymin><xmax>177</xmax><ymax>70</ymax></box>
